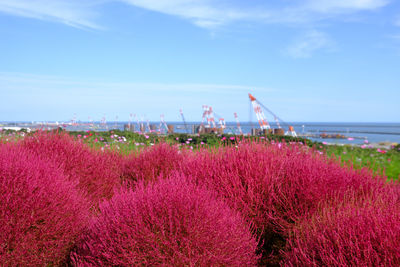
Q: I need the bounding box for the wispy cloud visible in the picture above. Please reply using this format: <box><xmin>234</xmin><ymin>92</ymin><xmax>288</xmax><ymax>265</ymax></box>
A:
<box><xmin>0</xmin><ymin>0</ymin><xmax>391</xmax><ymax>30</ymax></box>
<box><xmin>285</xmin><ymin>30</ymin><xmax>335</xmax><ymax>58</ymax></box>
<box><xmin>304</xmin><ymin>0</ymin><xmax>389</xmax><ymax>13</ymax></box>
<box><xmin>119</xmin><ymin>0</ymin><xmax>391</xmax><ymax>28</ymax></box>
<box><xmin>120</xmin><ymin>0</ymin><xmax>254</xmax><ymax>29</ymax></box>
<box><xmin>0</xmin><ymin>0</ymin><xmax>102</xmax><ymax>29</ymax></box>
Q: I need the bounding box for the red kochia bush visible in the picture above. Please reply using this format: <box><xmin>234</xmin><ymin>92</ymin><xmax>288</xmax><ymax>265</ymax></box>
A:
<box><xmin>21</xmin><ymin>131</ymin><xmax>122</xmax><ymax>205</ymax></box>
<box><xmin>284</xmin><ymin>191</ymin><xmax>400</xmax><ymax>266</ymax></box>
<box><xmin>181</xmin><ymin>141</ymin><xmax>385</xmax><ymax>232</ymax></box>
<box><xmin>71</xmin><ymin>175</ymin><xmax>259</xmax><ymax>266</ymax></box>
<box><xmin>0</xmin><ymin>143</ymin><xmax>89</xmax><ymax>266</ymax></box>
<box><xmin>122</xmin><ymin>142</ymin><xmax>185</xmax><ymax>184</ymax></box>
<box><xmin>179</xmin><ymin>140</ymin><xmax>385</xmax><ymax>264</ymax></box>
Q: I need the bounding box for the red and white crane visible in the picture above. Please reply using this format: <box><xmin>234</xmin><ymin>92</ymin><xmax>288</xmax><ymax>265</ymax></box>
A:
<box><xmin>179</xmin><ymin>109</ymin><xmax>189</xmax><ymax>133</ymax></box>
<box><xmin>234</xmin><ymin>112</ymin><xmax>243</xmax><ymax>135</ymax></box>
<box><xmin>207</xmin><ymin>106</ymin><xmax>217</xmax><ymax>130</ymax></box>
<box><xmin>248</xmin><ymin>93</ymin><xmax>297</xmax><ymax>136</ymax></box>
<box><xmin>159</xmin><ymin>114</ymin><xmax>169</xmax><ymax>134</ymax></box>
<box><xmin>199</xmin><ymin>105</ymin><xmax>209</xmax><ymax>133</ymax></box>
<box><xmin>249</xmin><ymin>93</ymin><xmax>270</xmax><ymax>130</ymax></box>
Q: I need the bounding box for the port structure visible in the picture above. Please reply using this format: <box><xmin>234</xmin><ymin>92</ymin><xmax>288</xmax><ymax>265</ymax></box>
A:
<box><xmin>248</xmin><ymin>93</ymin><xmax>297</xmax><ymax>137</ymax></box>
<box><xmin>159</xmin><ymin>114</ymin><xmax>169</xmax><ymax>134</ymax></box>
<box><xmin>179</xmin><ymin>109</ymin><xmax>189</xmax><ymax>134</ymax></box>
<box><xmin>249</xmin><ymin>93</ymin><xmax>270</xmax><ymax>130</ymax></box>
<box><xmin>234</xmin><ymin>112</ymin><xmax>243</xmax><ymax>135</ymax></box>
<box><xmin>198</xmin><ymin>105</ymin><xmax>225</xmax><ymax>134</ymax></box>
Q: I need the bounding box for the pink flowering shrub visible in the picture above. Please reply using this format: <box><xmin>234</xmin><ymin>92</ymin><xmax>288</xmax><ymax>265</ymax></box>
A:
<box><xmin>284</xmin><ymin>189</ymin><xmax>400</xmax><ymax>266</ymax></box>
<box><xmin>0</xmin><ymin>143</ymin><xmax>89</xmax><ymax>266</ymax></box>
<box><xmin>179</xmin><ymin>140</ymin><xmax>386</xmax><ymax>264</ymax></box>
<box><xmin>122</xmin><ymin>142</ymin><xmax>185</xmax><ymax>184</ymax></box>
<box><xmin>70</xmin><ymin>175</ymin><xmax>259</xmax><ymax>266</ymax></box>
<box><xmin>20</xmin><ymin>131</ymin><xmax>123</xmax><ymax>205</ymax></box>
<box><xmin>183</xmin><ymin>141</ymin><xmax>383</xmax><ymax>230</ymax></box>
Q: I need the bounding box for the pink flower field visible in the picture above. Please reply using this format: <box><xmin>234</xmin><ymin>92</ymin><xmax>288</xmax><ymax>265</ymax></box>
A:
<box><xmin>1</xmin><ymin>131</ymin><xmax>399</xmax><ymax>266</ymax></box>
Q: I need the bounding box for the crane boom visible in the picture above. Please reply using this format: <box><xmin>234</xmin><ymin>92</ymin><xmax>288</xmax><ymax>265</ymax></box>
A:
<box><xmin>234</xmin><ymin>112</ymin><xmax>243</xmax><ymax>135</ymax></box>
<box><xmin>179</xmin><ymin>109</ymin><xmax>189</xmax><ymax>133</ymax></box>
<box><xmin>248</xmin><ymin>93</ymin><xmax>270</xmax><ymax>130</ymax></box>
<box><xmin>248</xmin><ymin>92</ymin><xmax>296</xmax><ymax>136</ymax></box>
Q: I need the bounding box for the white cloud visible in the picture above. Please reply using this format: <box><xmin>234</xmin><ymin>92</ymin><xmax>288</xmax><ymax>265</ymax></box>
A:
<box><xmin>286</xmin><ymin>30</ymin><xmax>334</xmax><ymax>58</ymax></box>
<box><xmin>0</xmin><ymin>0</ymin><xmax>391</xmax><ymax>30</ymax></box>
<box><xmin>0</xmin><ymin>0</ymin><xmax>102</xmax><ymax>29</ymax></box>
<box><xmin>305</xmin><ymin>0</ymin><xmax>389</xmax><ymax>13</ymax></box>
<box><xmin>119</xmin><ymin>0</ymin><xmax>256</xmax><ymax>28</ymax></box>
<box><xmin>119</xmin><ymin>0</ymin><xmax>391</xmax><ymax>28</ymax></box>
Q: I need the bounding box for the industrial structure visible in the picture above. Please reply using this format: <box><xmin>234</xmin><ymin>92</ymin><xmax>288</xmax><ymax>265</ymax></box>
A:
<box><xmin>17</xmin><ymin>93</ymin><xmax>299</xmax><ymax>137</ymax></box>
<box><xmin>248</xmin><ymin>93</ymin><xmax>297</xmax><ymax>137</ymax></box>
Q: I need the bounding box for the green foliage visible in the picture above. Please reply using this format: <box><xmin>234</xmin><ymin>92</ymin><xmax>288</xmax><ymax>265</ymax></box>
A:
<box><xmin>324</xmin><ymin>145</ymin><xmax>400</xmax><ymax>181</ymax></box>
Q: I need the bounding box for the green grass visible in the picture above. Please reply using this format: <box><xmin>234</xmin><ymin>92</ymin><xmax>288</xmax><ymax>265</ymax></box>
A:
<box><xmin>324</xmin><ymin>145</ymin><xmax>400</xmax><ymax>181</ymax></box>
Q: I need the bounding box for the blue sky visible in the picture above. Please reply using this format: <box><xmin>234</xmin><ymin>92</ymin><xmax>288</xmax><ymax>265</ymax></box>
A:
<box><xmin>0</xmin><ymin>0</ymin><xmax>399</xmax><ymax>123</ymax></box>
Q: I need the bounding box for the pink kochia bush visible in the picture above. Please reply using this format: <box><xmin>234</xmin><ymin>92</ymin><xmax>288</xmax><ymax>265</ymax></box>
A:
<box><xmin>179</xmin><ymin>140</ymin><xmax>386</xmax><ymax>263</ymax></box>
<box><xmin>20</xmin><ymin>131</ymin><xmax>122</xmax><ymax>205</ymax></box>
<box><xmin>182</xmin><ymin>141</ymin><xmax>384</xmax><ymax>232</ymax></box>
<box><xmin>122</xmin><ymin>142</ymin><xmax>185</xmax><ymax>184</ymax></box>
<box><xmin>71</xmin><ymin>175</ymin><xmax>259</xmax><ymax>266</ymax></box>
<box><xmin>0</xmin><ymin>143</ymin><xmax>89</xmax><ymax>266</ymax></box>
<box><xmin>284</xmin><ymin>190</ymin><xmax>400</xmax><ymax>266</ymax></box>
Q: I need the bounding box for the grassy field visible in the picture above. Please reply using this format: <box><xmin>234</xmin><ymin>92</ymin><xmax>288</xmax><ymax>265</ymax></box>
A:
<box><xmin>325</xmin><ymin>144</ymin><xmax>400</xmax><ymax>181</ymax></box>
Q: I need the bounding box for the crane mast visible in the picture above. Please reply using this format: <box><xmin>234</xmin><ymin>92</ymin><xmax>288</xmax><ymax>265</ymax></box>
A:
<box><xmin>234</xmin><ymin>112</ymin><xmax>243</xmax><ymax>135</ymax></box>
<box><xmin>159</xmin><ymin>114</ymin><xmax>169</xmax><ymax>134</ymax></box>
<box><xmin>248</xmin><ymin>93</ymin><xmax>270</xmax><ymax>130</ymax></box>
<box><xmin>248</xmin><ymin>92</ymin><xmax>297</xmax><ymax>136</ymax></box>
<box><xmin>179</xmin><ymin>109</ymin><xmax>189</xmax><ymax>133</ymax></box>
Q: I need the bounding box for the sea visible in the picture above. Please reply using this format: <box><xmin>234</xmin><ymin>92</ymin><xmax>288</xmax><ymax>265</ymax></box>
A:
<box><xmin>1</xmin><ymin>121</ymin><xmax>400</xmax><ymax>145</ymax></box>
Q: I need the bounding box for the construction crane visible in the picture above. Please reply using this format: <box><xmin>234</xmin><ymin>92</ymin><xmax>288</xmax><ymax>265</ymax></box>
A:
<box><xmin>179</xmin><ymin>109</ymin><xmax>189</xmax><ymax>133</ymax></box>
<box><xmin>249</xmin><ymin>93</ymin><xmax>270</xmax><ymax>130</ymax></box>
<box><xmin>212</xmin><ymin>110</ymin><xmax>236</xmax><ymax>134</ymax></box>
<box><xmin>207</xmin><ymin>106</ymin><xmax>217</xmax><ymax>130</ymax></box>
<box><xmin>199</xmin><ymin>105</ymin><xmax>227</xmax><ymax>134</ymax></box>
<box><xmin>248</xmin><ymin>93</ymin><xmax>297</xmax><ymax>136</ymax></box>
<box><xmin>133</xmin><ymin>114</ymin><xmax>142</xmax><ymax>133</ymax></box>
<box><xmin>159</xmin><ymin>114</ymin><xmax>169</xmax><ymax>134</ymax></box>
<box><xmin>234</xmin><ymin>112</ymin><xmax>243</xmax><ymax>135</ymax></box>
<box><xmin>199</xmin><ymin>105</ymin><xmax>208</xmax><ymax>133</ymax></box>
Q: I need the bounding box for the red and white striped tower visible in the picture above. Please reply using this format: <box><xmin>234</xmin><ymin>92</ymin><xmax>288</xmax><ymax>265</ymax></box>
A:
<box><xmin>248</xmin><ymin>93</ymin><xmax>270</xmax><ymax>130</ymax></box>
<box><xmin>234</xmin><ymin>112</ymin><xmax>243</xmax><ymax>135</ymax></box>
